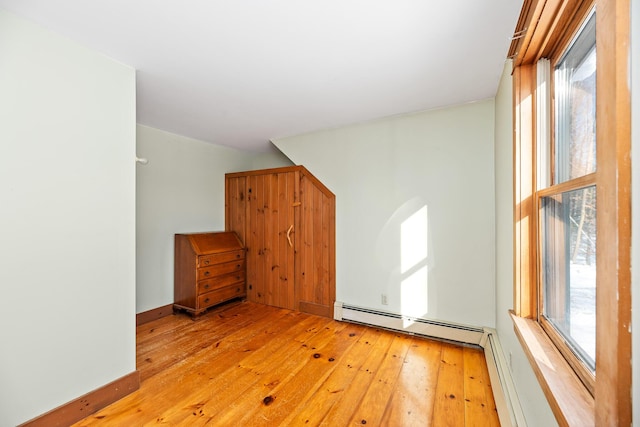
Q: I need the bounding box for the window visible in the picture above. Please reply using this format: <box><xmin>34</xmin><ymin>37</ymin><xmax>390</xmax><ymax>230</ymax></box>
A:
<box><xmin>510</xmin><ymin>0</ymin><xmax>631</xmax><ymax>425</ymax></box>
<box><xmin>539</xmin><ymin>10</ymin><xmax>597</xmax><ymax>393</ymax></box>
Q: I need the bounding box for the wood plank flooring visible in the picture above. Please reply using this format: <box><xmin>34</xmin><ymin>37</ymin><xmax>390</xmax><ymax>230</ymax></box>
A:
<box><xmin>73</xmin><ymin>301</ymin><xmax>500</xmax><ymax>426</ymax></box>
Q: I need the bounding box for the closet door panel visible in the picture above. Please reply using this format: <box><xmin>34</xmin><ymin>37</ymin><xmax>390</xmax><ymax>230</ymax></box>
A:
<box><xmin>277</xmin><ymin>171</ymin><xmax>296</xmax><ymax>310</ymax></box>
<box><xmin>225</xmin><ymin>176</ymin><xmax>247</xmax><ymax>244</ymax></box>
<box><xmin>320</xmin><ymin>191</ymin><xmax>332</xmax><ymax>304</ymax></box>
<box><xmin>326</xmin><ymin>191</ymin><xmax>336</xmax><ymax>313</ymax></box>
<box><xmin>297</xmin><ymin>173</ymin><xmax>335</xmax><ymax>317</ymax></box>
<box><xmin>263</xmin><ymin>173</ymin><xmax>276</xmax><ymax>307</ymax></box>
<box><xmin>265</xmin><ymin>171</ymin><xmax>296</xmax><ymax>309</ymax></box>
<box><xmin>244</xmin><ymin>174</ymin><xmax>260</xmax><ymax>304</ymax></box>
<box><xmin>298</xmin><ymin>176</ymin><xmax>314</xmax><ymax>305</ymax></box>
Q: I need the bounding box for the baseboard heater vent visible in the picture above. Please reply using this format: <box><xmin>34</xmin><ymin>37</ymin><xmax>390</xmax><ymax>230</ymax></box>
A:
<box><xmin>334</xmin><ymin>302</ymin><xmax>485</xmax><ymax>346</ymax></box>
<box><xmin>334</xmin><ymin>301</ymin><xmax>527</xmax><ymax>427</ymax></box>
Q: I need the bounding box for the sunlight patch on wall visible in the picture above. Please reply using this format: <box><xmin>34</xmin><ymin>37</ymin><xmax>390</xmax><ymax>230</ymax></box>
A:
<box><xmin>400</xmin><ymin>205</ymin><xmax>429</xmax><ymax>327</ymax></box>
<box><xmin>401</xmin><ymin>266</ymin><xmax>429</xmax><ymax>327</ymax></box>
<box><xmin>401</xmin><ymin>205</ymin><xmax>428</xmax><ymax>273</ymax></box>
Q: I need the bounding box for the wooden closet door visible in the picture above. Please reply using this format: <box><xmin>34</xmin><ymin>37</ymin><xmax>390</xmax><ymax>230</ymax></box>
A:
<box><xmin>226</xmin><ymin>166</ymin><xmax>335</xmax><ymax>318</ymax></box>
<box><xmin>244</xmin><ymin>171</ymin><xmax>297</xmax><ymax>310</ymax></box>
<box><xmin>296</xmin><ymin>171</ymin><xmax>336</xmax><ymax>318</ymax></box>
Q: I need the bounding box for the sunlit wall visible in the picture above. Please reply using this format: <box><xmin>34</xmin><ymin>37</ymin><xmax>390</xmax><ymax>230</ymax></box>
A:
<box><xmin>273</xmin><ymin>99</ymin><xmax>496</xmax><ymax>327</ymax></box>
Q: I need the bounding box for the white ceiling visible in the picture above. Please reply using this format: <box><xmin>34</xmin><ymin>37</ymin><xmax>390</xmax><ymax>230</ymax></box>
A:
<box><xmin>0</xmin><ymin>0</ymin><xmax>522</xmax><ymax>152</ymax></box>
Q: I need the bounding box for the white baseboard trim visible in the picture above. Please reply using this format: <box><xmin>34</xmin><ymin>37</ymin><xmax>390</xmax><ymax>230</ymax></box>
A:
<box><xmin>482</xmin><ymin>328</ymin><xmax>527</xmax><ymax>427</ymax></box>
<box><xmin>334</xmin><ymin>301</ymin><xmax>527</xmax><ymax>427</ymax></box>
<box><xmin>335</xmin><ymin>301</ymin><xmax>485</xmax><ymax>344</ymax></box>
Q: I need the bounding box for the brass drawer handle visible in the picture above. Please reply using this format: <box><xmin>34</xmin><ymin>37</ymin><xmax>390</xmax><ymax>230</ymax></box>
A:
<box><xmin>204</xmin><ymin>260</ymin><xmax>210</xmax><ymax>265</ymax></box>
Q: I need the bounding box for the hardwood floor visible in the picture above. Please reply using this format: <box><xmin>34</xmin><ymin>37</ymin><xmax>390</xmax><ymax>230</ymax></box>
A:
<box><xmin>73</xmin><ymin>301</ymin><xmax>500</xmax><ymax>426</ymax></box>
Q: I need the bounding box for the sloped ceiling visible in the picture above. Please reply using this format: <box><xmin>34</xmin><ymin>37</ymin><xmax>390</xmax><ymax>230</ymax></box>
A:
<box><xmin>0</xmin><ymin>0</ymin><xmax>522</xmax><ymax>152</ymax></box>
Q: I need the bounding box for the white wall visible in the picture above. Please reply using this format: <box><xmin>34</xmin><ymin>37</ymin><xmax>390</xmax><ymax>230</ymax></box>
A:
<box><xmin>250</xmin><ymin>145</ymin><xmax>294</xmax><ymax>170</ymax></box>
<box><xmin>493</xmin><ymin>61</ymin><xmax>558</xmax><ymax>426</ymax></box>
<box><xmin>274</xmin><ymin>101</ymin><xmax>496</xmax><ymax>327</ymax></box>
<box><xmin>0</xmin><ymin>9</ymin><xmax>136</xmax><ymax>426</ymax></box>
<box><xmin>136</xmin><ymin>126</ymin><xmax>291</xmax><ymax>312</ymax></box>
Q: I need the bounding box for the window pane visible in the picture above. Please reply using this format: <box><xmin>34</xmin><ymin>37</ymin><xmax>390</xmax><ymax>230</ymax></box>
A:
<box><xmin>554</xmin><ymin>13</ymin><xmax>596</xmax><ymax>184</ymax></box>
<box><xmin>541</xmin><ymin>186</ymin><xmax>596</xmax><ymax>371</ymax></box>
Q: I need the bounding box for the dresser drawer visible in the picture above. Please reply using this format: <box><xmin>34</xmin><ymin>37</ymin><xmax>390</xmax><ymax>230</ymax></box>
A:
<box><xmin>197</xmin><ymin>259</ymin><xmax>245</xmax><ymax>281</ymax></box>
<box><xmin>198</xmin><ymin>250</ymin><xmax>244</xmax><ymax>267</ymax></box>
<box><xmin>198</xmin><ymin>271</ymin><xmax>245</xmax><ymax>294</ymax></box>
<box><xmin>198</xmin><ymin>285</ymin><xmax>246</xmax><ymax>309</ymax></box>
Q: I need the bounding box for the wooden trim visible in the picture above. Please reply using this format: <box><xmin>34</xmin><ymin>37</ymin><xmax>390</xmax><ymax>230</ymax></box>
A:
<box><xmin>19</xmin><ymin>370</ymin><xmax>139</xmax><ymax>427</ymax></box>
<box><xmin>548</xmin><ymin>2</ymin><xmax>596</xmax><ymax>62</ymax></box>
<box><xmin>136</xmin><ymin>304</ymin><xmax>174</xmax><ymax>326</ymax></box>
<box><xmin>513</xmin><ymin>64</ymin><xmax>537</xmax><ymax>318</ymax></box>
<box><xmin>594</xmin><ymin>0</ymin><xmax>632</xmax><ymax>424</ymax></box>
<box><xmin>536</xmin><ymin>172</ymin><xmax>596</xmax><ymax>198</ymax></box>
<box><xmin>512</xmin><ymin>0</ymin><xmax>632</xmax><ymax>425</ymax></box>
<box><xmin>328</xmin><ymin>192</ymin><xmax>336</xmax><ymax>318</ymax></box>
<box><xmin>227</xmin><ymin>165</ymin><xmax>335</xmax><ymax>198</ymax></box>
<box><xmin>297</xmin><ymin>167</ymin><xmax>335</xmax><ymax>198</ymax></box>
<box><xmin>512</xmin><ymin>0</ymin><xmax>563</xmax><ymax>66</ymax></box>
<box><xmin>509</xmin><ymin>0</ymin><xmax>545</xmax><ymax>63</ymax></box>
<box><xmin>510</xmin><ymin>313</ymin><xmax>594</xmax><ymax>427</ymax></box>
<box><xmin>512</xmin><ymin>0</ymin><xmax>589</xmax><ymax>67</ymax></box>
<box><xmin>225</xmin><ymin>165</ymin><xmax>304</xmax><ymax>178</ymax></box>
<box><xmin>299</xmin><ymin>301</ymin><xmax>332</xmax><ymax>318</ymax></box>
<box><xmin>508</xmin><ymin>0</ymin><xmax>534</xmax><ymax>59</ymax></box>
<box><xmin>225</xmin><ymin>176</ymin><xmax>232</xmax><ymax>234</ymax></box>
<box><xmin>521</xmin><ymin>0</ymin><xmax>566</xmax><ymax>64</ymax></box>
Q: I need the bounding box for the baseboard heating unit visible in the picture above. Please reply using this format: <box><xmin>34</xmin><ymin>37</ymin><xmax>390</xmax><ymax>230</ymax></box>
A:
<box><xmin>334</xmin><ymin>301</ymin><xmax>527</xmax><ymax>427</ymax></box>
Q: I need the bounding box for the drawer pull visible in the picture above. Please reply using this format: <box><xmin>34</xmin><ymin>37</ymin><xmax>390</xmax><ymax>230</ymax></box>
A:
<box><xmin>204</xmin><ymin>298</ymin><xmax>210</xmax><ymax>303</ymax></box>
<box><xmin>204</xmin><ymin>260</ymin><xmax>210</xmax><ymax>265</ymax></box>
<box><xmin>204</xmin><ymin>271</ymin><xmax>210</xmax><ymax>276</ymax></box>
<box><xmin>204</xmin><ymin>284</ymin><xmax>210</xmax><ymax>289</ymax></box>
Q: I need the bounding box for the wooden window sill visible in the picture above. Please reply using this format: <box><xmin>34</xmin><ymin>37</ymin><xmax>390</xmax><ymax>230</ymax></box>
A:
<box><xmin>509</xmin><ymin>311</ymin><xmax>594</xmax><ymax>427</ymax></box>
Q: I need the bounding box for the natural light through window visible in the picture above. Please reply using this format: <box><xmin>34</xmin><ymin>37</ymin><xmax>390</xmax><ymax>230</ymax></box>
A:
<box><xmin>400</xmin><ymin>206</ymin><xmax>428</xmax><ymax>273</ymax></box>
<box><xmin>400</xmin><ymin>205</ymin><xmax>429</xmax><ymax>326</ymax></box>
<box><xmin>541</xmin><ymin>11</ymin><xmax>597</xmax><ymax>373</ymax></box>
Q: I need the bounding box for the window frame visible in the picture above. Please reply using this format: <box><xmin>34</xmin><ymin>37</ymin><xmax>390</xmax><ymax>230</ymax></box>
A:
<box><xmin>538</xmin><ymin>13</ymin><xmax>598</xmax><ymax>394</ymax></box>
<box><xmin>510</xmin><ymin>0</ymin><xmax>632</xmax><ymax>425</ymax></box>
